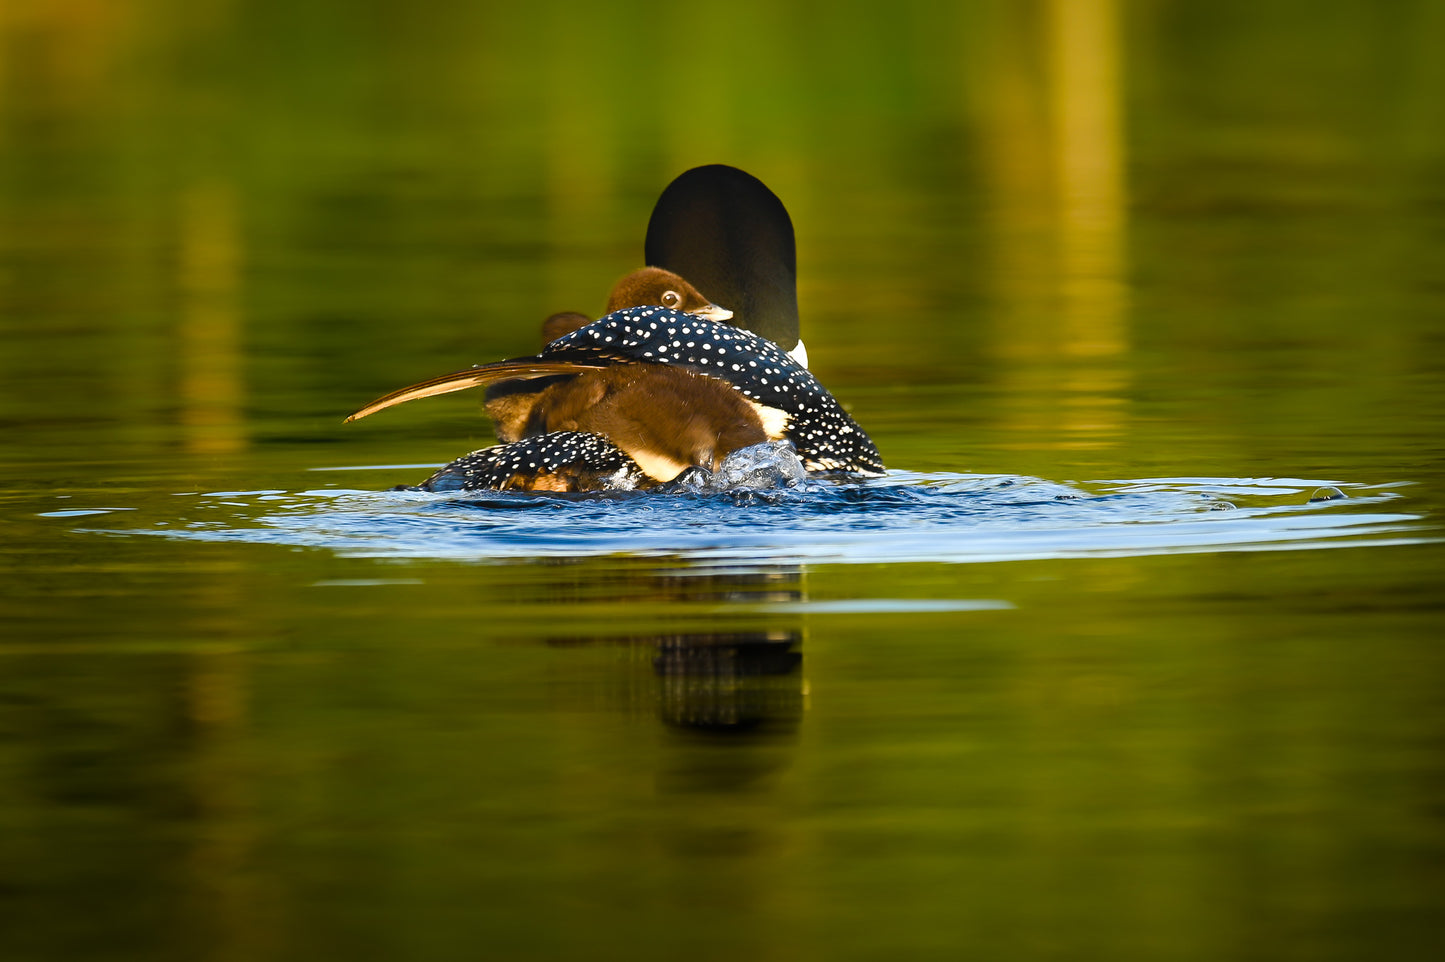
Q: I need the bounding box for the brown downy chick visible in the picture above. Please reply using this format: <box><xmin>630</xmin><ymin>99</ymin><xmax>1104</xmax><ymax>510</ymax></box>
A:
<box><xmin>516</xmin><ymin>365</ymin><xmax>765</xmax><ymax>480</ymax></box>
<box><xmin>530</xmin><ymin>268</ymin><xmax>732</xmax><ymax>347</ymax></box>
<box><xmin>599</xmin><ymin>266</ymin><xmax>732</xmax><ymax>321</ymax></box>
<box><xmin>349</xmin><ymin>268</ymin><xmax>760</xmax><ymax>482</ymax></box>
<box><xmin>485</xmin><ymin>268</ymin><xmax>731</xmax><ymax>443</ymax></box>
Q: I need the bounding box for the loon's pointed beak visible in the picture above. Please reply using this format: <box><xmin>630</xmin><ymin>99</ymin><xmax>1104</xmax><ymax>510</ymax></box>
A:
<box><xmin>691</xmin><ymin>302</ymin><xmax>734</xmax><ymax>323</ymax></box>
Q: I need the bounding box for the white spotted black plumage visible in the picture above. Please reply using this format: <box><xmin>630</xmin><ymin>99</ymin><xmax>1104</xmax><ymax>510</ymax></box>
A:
<box><xmin>542</xmin><ymin>306</ymin><xmax>884</xmax><ymax>475</ymax></box>
<box><xmin>419</xmin><ymin>431</ymin><xmax>645</xmax><ymax>492</ymax></box>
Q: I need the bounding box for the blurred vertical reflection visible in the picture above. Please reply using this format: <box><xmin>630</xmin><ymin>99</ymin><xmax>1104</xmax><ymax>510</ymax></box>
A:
<box><xmin>178</xmin><ymin>181</ymin><xmax>246</xmax><ymax>454</ymax></box>
<box><xmin>0</xmin><ymin>0</ymin><xmax>128</xmax><ymax>109</ymax></box>
<box><xmin>1049</xmin><ymin>0</ymin><xmax>1128</xmax><ymax>357</ymax></box>
<box><xmin>182</xmin><ymin>651</ymin><xmax>267</xmax><ymax>962</ymax></box>
<box><xmin>542</xmin><ymin>4</ymin><xmax>616</xmax><ymax>310</ymax></box>
<box><xmin>982</xmin><ymin>0</ymin><xmax>1130</xmax><ymax>451</ymax></box>
<box><xmin>653</xmin><ymin>629</ymin><xmax>803</xmax><ymax>733</ymax></box>
<box><xmin>548</xmin><ymin>566</ymin><xmax>806</xmax><ymax>737</ymax></box>
<box><xmin>1049</xmin><ymin>0</ymin><xmax>1129</xmax><ymax>445</ymax></box>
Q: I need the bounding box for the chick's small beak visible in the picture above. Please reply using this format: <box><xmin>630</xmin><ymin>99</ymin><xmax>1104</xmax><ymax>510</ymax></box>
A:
<box><xmin>691</xmin><ymin>303</ymin><xmax>734</xmax><ymax>322</ymax></box>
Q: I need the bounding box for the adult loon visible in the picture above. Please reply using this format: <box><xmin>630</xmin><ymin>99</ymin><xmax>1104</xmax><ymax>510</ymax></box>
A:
<box><xmin>346</xmin><ymin>166</ymin><xmax>883</xmax><ymax>491</ymax></box>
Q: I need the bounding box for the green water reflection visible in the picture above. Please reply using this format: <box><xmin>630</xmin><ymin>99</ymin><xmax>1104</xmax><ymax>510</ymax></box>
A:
<box><xmin>3</xmin><ymin>1</ymin><xmax>1444</xmax><ymax>960</ymax></box>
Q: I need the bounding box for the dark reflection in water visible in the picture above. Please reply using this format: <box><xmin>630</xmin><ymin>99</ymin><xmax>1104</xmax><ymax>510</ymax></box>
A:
<box><xmin>546</xmin><ymin>568</ymin><xmax>807</xmax><ymax>735</ymax></box>
<box><xmin>652</xmin><ymin>631</ymin><xmax>803</xmax><ymax>734</ymax></box>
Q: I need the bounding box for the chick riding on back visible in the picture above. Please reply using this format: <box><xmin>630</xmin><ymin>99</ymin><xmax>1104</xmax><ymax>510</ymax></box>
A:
<box><xmin>346</xmin><ymin>165</ymin><xmax>883</xmax><ymax>492</ymax></box>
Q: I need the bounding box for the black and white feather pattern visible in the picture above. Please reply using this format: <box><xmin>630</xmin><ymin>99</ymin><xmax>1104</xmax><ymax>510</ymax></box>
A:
<box><xmin>541</xmin><ymin>306</ymin><xmax>884</xmax><ymax>475</ymax></box>
<box><xmin>420</xmin><ymin>431</ymin><xmax>644</xmax><ymax>492</ymax></box>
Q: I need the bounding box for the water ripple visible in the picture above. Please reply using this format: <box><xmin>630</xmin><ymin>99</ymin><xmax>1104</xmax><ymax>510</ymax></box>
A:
<box><xmin>89</xmin><ymin>470</ymin><xmax>1432</xmax><ymax>565</ymax></box>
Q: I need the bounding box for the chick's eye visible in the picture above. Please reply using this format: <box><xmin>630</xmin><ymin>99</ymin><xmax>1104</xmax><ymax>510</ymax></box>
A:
<box><xmin>660</xmin><ymin>290</ymin><xmax>681</xmax><ymax>308</ymax></box>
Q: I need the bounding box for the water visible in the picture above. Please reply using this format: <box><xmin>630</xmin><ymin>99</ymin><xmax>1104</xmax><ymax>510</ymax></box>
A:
<box><xmin>4</xmin><ymin>2</ymin><xmax>1445</xmax><ymax>960</ymax></box>
<box><xmin>65</xmin><ymin>473</ymin><xmax>1424</xmax><ymax>564</ymax></box>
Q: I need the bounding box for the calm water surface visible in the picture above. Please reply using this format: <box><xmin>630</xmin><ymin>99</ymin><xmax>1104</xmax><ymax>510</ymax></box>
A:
<box><xmin>3</xmin><ymin>3</ymin><xmax>1444</xmax><ymax>960</ymax></box>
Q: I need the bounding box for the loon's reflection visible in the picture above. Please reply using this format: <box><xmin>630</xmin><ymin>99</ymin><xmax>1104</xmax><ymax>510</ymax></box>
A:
<box><xmin>653</xmin><ymin>629</ymin><xmax>802</xmax><ymax>733</ymax></box>
<box><xmin>543</xmin><ymin>564</ymin><xmax>806</xmax><ymax>734</ymax></box>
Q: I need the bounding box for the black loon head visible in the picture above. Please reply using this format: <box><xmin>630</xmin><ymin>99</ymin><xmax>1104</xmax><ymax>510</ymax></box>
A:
<box><xmin>645</xmin><ymin>165</ymin><xmax>804</xmax><ymax>365</ymax></box>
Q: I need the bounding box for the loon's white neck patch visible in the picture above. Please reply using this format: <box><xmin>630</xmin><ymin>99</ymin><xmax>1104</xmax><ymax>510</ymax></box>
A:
<box><xmin>788</xmin><ymin>339</ymin><xmax>809</xmax><ymax>369</ymax></box>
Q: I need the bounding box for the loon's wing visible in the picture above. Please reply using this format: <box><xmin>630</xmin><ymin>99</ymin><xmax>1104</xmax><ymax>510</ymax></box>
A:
<box><xmin>345</xmin><ymin>358</ymin><xmax>609</xmax><ymax>422</ymax></box>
